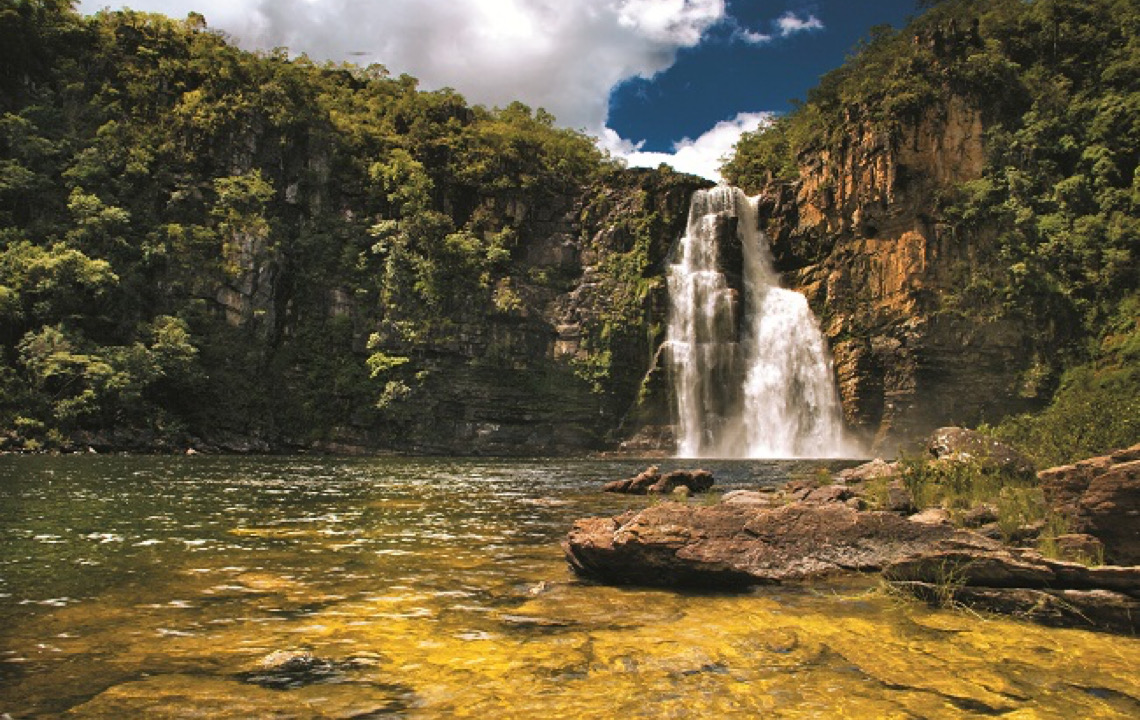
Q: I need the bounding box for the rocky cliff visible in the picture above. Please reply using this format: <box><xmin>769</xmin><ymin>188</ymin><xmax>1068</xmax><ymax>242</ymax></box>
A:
<box><xmin>211</xmin><ymin>166</ymin><xmax>705</xmax><ymax>455</ymax></box>
<box><xmin>755</xmin><ymin>97</ymin><xmax>1039</xmax><ymax>452</ymax></box>
<box><xmin>362</xmin><ymin>168</ymin><xmax>705</xmax><ymax>455</ymax></box>
<box><xmin>11</xmin><ymin>2</ymin><xmax>1131</xmax><ymax>457</ymax></box>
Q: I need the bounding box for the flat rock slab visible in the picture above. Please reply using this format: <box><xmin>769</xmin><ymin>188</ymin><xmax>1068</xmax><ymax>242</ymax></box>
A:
<box><xmin>564</xmin><ymin>502</ymin><xmax>992</xmax><ymax>587</ymax></box>
<box><xmin>563</xmin><ymin>501</ymin><xmax>1140</xmax><ymax>632</ymax></box>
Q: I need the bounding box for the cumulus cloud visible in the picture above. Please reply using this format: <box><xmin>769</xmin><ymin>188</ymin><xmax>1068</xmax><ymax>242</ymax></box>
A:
<box><xmin>81</xmin><ymin>0</ymin><xmax>727</xmax><ymax>135</ymax></box>
<box><xmin>77</xmin><ymin>0</ymin><xmax>791</xmax><ymax>178</ymax></box>
<box><xmin>604</xmin><ymin>112</ymin><xmax>774</xmax><ymax>181</ymax></box>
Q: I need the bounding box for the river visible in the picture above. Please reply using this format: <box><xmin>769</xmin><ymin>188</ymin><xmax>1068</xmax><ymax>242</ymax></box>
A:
<box><xmin>1</xmin><ymin>455</ymin><xmax>1137</xmax><ymax>718</ymax></box>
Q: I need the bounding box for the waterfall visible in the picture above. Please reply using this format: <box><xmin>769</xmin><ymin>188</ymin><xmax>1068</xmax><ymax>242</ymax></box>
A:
<box><xmin>666</xmin><ymin>185</ymin><xmax>848</xmax><ymax>458</ymax></box>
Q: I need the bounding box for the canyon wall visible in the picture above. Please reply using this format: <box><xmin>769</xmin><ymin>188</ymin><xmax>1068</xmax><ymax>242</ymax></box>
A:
<box><xmin>757</xmin><ymin>97</ymin><xmax>1040</xmax><ymax>451</ymax></box>
<box><xmin>209</xmin><ymin>166</ymin><xmax>705</xmax><ymax>455</ymax></box>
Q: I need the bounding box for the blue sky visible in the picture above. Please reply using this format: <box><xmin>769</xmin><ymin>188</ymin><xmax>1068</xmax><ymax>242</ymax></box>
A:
<box><xmin>77</xmin><ymin>1</ymin><xmax>920</xmax><ymax>179</ymax></box>
<box><xmin>610</xmin><ymin>1</ymin><xmax>917</xmax><ymax>152</ymax></box>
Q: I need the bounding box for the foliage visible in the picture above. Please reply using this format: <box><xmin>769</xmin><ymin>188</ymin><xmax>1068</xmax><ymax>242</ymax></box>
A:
<box><xmin>894</xmin><ymin>455</ymin><xmax>1074</xmax><ymax>554</ymax></box>
<box><xmin>724</xmin><ymin>0</ymin><xmax>1140</xmax><ymax>444</ymax></box>
<box><xmin>571</xmin><ymin>177</ymin><xmax>686</xmax><ymax>403</ymax></box>
<box><xmin>0</xmin><ymin>1</ymin><xmax>611</xmax><ymax>448</ymax></box>
<box><xmin>989</xmin><ymin>297</ymin><xmax>1140</xmax><ymax>465</ymax></box>
<box><xmin>897</xmin><ymin>454</ymin><xmax>1032</xmax><ymax>513</ymax></box>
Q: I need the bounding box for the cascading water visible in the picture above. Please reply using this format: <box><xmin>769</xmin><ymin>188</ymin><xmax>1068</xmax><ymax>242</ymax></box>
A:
<box><xmin>667</xmin><ymin>185</ymin><xmax>848</xmax><ymax>458</ymax></box>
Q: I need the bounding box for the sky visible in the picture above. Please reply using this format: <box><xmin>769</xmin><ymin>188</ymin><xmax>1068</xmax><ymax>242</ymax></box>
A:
<box><xmin>76</xmin><ymin>0</ymin><xmax>920</xmax><ymax>180</ymax></box>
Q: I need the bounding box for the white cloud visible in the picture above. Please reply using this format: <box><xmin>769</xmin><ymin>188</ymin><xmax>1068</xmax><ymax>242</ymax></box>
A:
<box><xmin>617</xmin><ymin>0</ymin><xmax>725</xmax><ymax>45</ymax></box>
<box><xmin>737</xmin><ymin>28</ymin><xmax>774</xmax><ymax>45</ymax></box>
<box><xmin>776</xmin><ymin>12</ymin><xmax>824</xmax><ymax>36</ymax></box>
<box><xmin>80</xmin><ymin>0</ymin><xmax>726</xmax><ymax>136</ymax></box>
<box><xmin>76</xmin><ymin>0</ymin><xmax>786</xmax><ymax>179</ymax></box>
<box><xmin>605</xmin><ymin>112</ymin><xmax>774</xmax><ymax>181</ymax></box>
<box><xmin>730</xmin><ymin>10</ymin><xmax>823</xmax><ymax>47</ymax></box>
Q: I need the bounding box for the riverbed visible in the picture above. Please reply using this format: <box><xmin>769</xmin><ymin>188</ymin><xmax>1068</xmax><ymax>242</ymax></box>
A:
<box><xmin>1</xmin><ymin>455</ymin><xmax>1138</xmax><ymax>718</ymax></box>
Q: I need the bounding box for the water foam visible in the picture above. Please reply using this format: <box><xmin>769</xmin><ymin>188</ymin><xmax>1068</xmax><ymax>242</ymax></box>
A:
<box><xmin>667</xmin><ymin>186</ymin><xmax>849</xmax><ymax>458</ymax></box>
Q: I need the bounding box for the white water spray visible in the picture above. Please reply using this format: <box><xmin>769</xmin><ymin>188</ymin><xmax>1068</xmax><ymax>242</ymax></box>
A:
<box><xmin>666</xmin><ymin>186</ymin><xmax>848</xmax><ymax>458</ymax></box>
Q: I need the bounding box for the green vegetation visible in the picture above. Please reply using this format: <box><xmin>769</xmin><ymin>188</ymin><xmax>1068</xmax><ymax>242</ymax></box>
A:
<box><xmin>4</xmin><ymin>0</ymin><xmax>1135</xmax><ymax>455</ymax></box>
<box><xmin>574</xmin><ymin>194</ymin><xmax>663</xmax><ymax>393</ymax></box>
<box><xmin>725</xmin><ymin>0</ymin><xmax>1139</xmax><ymax>461</ymax></box>
<box><xmin>0</xmin><ymin>1</ymin><xmax>616</xmax><ymax>450</ymax></box>
<box><xmin>988</xmin><ymin>302</ymin><xmax>1140</xmax><ymax>466</ymax></box>
<box><xmin>861</xmin><ymin>455</ymin><xmax>1076</xmax><ymax>560</ymax></box>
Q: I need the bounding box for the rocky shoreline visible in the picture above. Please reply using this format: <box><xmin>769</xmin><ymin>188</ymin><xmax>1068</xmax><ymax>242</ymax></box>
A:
<box><xmin>563</xmin><ymin>431</ymin><xmax>1140</xmax><ymax>634</ymax></box>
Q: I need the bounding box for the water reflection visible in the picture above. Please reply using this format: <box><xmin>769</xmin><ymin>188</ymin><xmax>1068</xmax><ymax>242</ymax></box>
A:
<box><xmin>1</xmin><ymin>455</ymin><xmax>1138</xmax><ymax>718</ymax></box>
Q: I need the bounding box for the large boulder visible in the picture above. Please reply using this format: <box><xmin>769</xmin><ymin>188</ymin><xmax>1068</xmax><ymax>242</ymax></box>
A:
<box><xmin>1039</xmin><ymin>444</ymin><xmax>1140</xmax><ymax>565</ymax></box>
<box><xmin>563</xmin><ymin>500</ymin><xmax>1140</xmax><ymax>632</ymax></box>
<box><xmin>564</xmin><ymin>502</ymin><xmax>979</xmax><ymax>587</ymax></box>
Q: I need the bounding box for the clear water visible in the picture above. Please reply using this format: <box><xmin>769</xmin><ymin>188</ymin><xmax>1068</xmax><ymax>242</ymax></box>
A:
<box><xmin>1</xmin><ymin>455</ymin><xmax>1138</xmax><ymax>718</ymax></box>
<box><xmin>667</xmin><ymin>186</ymin><xmax>850</xmax><ymax>459</ymax></box>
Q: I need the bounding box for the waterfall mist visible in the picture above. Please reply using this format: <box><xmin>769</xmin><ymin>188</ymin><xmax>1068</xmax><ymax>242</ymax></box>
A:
<box><xmin>666</xmin><ymin>186</ymin><xmax>850</xmax><ymax>459</ymax></box>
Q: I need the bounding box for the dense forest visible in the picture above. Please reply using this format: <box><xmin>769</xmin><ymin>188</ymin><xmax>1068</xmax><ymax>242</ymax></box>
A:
<box><xmin>0</xmin><ymin>0</ymin><xmax>1136</xmax><ymax>460</ymax></box>
<box><xmin>725</xmin><ymin>0</ymin><xmax>1138</xmax><ymax>464</ymax></box>
<box><xmin>1</xmin><ymin>0</ymin><xmax>698</xmax><ymax>452</ymax></box>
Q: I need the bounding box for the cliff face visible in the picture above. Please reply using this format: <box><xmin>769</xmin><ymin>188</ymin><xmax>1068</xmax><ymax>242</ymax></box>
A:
<box><xmin>227</xmin><ymin>167</ymin><xmax>704</xmax><ymax>455</ymax></box>
<box><xmin>759</xmin><ymin>97</ymin><xmax>1038</xmax><ymax>451</ymax></box>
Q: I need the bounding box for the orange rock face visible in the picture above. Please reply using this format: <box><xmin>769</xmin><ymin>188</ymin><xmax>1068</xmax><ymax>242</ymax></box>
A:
<box><xmin>756</xmin><ymin>96</ymin><xmax>1040</xmax><ymax>451</ymax></box>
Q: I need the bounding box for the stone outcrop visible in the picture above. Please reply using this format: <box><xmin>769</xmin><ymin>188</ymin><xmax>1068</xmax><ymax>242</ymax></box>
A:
<box><xmin>602</xmin><ymin>466</ymin><xmax>715</xmax><ymax>495</ymax></box>
<box><xmin>890</xmin><ymin>584</ymin><xmax>1138</xmax><ymax>634</ymax></box>
<box><xmin>564</xmin><ymin>503</ymin><xmax>973</xmax><ymax>587</ymax></box>
<box><xmin>883</xmin><ymin>545</ymin><xmax>1140</xmax><ymax>634</ymax></box>
<box><xmin>563</xmin><ymin>500</ymin><xmax>1140</xmax><ymax>632</ymax></box>
<box><xmin>1039</xmin><ymin>444</ymin><xmax>1140</xmax><ymax>565</ymax></box>
<box><xmin>835</xmin><ymin>457</ymin><xmax>898</xmax><ymax>484</ymax></box>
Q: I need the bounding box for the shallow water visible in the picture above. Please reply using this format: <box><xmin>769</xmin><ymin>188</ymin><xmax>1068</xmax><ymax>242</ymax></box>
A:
<box><xmin>1</xmin><ymin>455</ymin><xmax>1137</xmax><ymax>719</ymax></box>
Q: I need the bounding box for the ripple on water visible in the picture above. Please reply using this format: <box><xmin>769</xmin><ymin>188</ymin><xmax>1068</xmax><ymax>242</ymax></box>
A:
<box><xmin>1</xmin><ymin>455</ymin><xmax>1139</xmax><ymax>718</ymax></box>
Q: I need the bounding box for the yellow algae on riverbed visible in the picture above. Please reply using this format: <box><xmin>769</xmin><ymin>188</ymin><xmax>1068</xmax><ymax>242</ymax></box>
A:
<box><xmin>21</xmin><ymin>571</ymin><xmax>1140</xmax><ymax>719</ymax></box>
<box><xmin>3</xmin><ymin>456</ymin><xmax>1138</xmax><ymax>718</ymax></box>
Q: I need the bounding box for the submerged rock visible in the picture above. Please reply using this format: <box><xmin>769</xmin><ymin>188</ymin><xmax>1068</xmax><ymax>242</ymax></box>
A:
<box><xmin>240</xmin><ymin>650</ymin><xmax>336</xmax><ymax>689</ymax></box>
<box><xmin>602</xmin><ymin>466</ymin><xmax>714</xmax><ymax>495</ymax></box>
